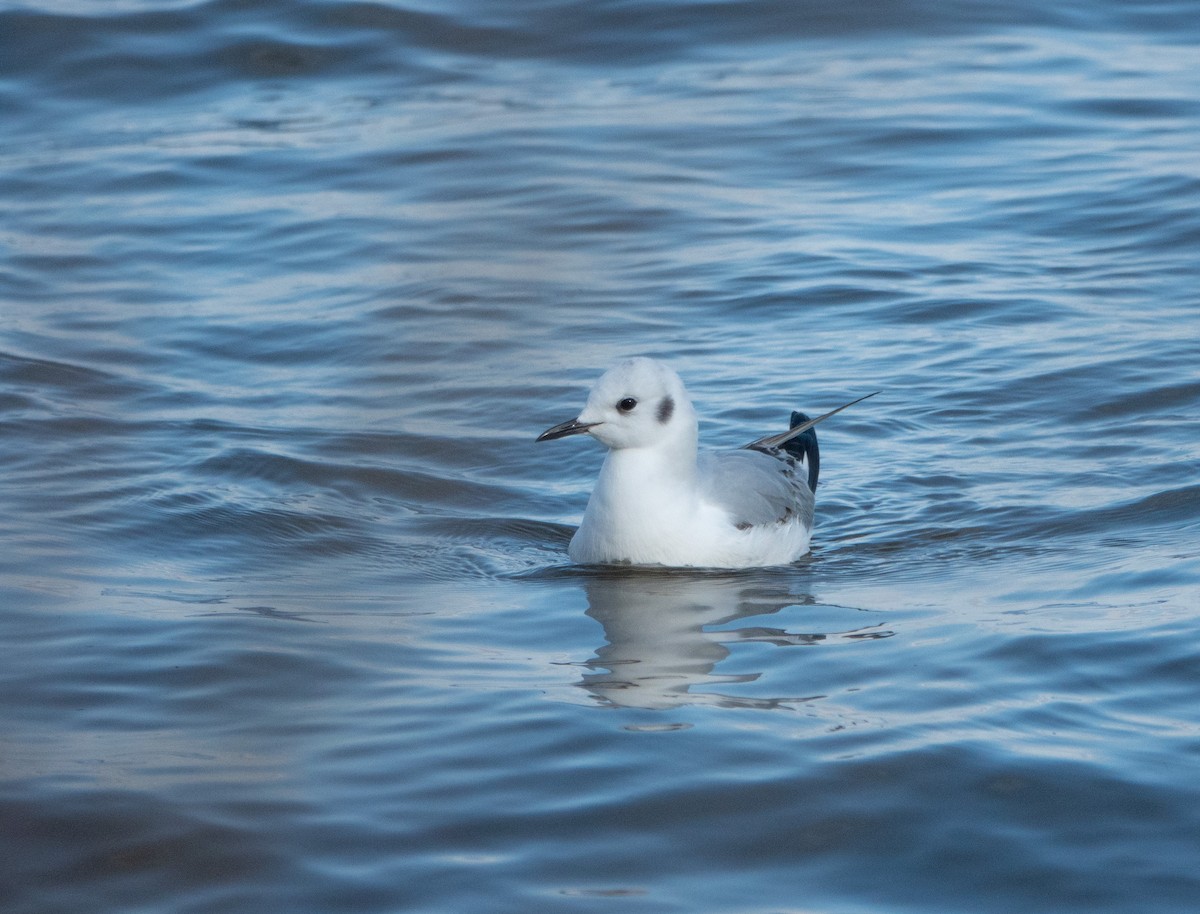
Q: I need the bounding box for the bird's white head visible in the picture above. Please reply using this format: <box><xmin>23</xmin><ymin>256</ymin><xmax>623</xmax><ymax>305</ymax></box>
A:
<box><xmin>537</xmin><ymin>357</ymin><xmax>697</xmax><ymax>452</ymax></box>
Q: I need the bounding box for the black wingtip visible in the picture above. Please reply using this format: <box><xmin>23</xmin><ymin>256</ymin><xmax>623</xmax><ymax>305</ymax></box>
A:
<box><xmin>784</xmin><ymin>411</ymin><xmax>820</xmax><ymax>492</ymax></box>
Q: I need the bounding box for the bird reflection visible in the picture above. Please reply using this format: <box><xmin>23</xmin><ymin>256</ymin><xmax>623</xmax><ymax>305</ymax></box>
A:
<box><xmin>577</xmin><ymin>570</ymin><xmax>891</xmax><ymax>711</ymax></box>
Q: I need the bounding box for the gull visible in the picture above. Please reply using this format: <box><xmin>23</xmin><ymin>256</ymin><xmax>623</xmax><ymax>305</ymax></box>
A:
<box><xmin>537</xmin><ymin>357</ymin><xmax>877</xmax><ymax>568</ymax></box>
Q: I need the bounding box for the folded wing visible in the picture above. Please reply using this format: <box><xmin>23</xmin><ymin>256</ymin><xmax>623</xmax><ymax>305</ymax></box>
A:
<box><xmin>698</xmin><ymin>448</ymin><xmax>815</xmax><ymax>531</ymax></box>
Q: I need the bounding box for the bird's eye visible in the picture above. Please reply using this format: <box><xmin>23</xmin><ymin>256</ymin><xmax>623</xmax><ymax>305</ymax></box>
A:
<box><xmin>617</xmin><ymin>397</ymin><xmax>638</xmax><ymax>412</ymax></box>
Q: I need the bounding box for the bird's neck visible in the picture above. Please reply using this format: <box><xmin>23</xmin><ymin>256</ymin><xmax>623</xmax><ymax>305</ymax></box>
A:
<box><xmin>588</xmin><ymin>431</ymin><xmax>700</xmax><ymax>528</ymax></box>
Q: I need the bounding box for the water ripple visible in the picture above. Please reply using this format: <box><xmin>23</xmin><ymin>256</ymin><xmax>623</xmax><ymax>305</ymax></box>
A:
<box><xmin>3</xmin><ymin>2</ymin><xmax>1200</xmax><ymax>912</ymax></box>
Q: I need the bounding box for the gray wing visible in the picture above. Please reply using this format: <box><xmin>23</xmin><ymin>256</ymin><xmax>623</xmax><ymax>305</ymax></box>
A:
<box><xmin>697</xmin><ymin>448</ymin><xmax>815</xmax><ymax>530</ymax></box>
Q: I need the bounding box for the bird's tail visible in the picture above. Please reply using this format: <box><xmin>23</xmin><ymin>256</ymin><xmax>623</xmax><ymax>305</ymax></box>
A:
<box><xmin>783</xmin><ymin>411</ymin><xmax>820</xmax><ymax>492</ymax></box>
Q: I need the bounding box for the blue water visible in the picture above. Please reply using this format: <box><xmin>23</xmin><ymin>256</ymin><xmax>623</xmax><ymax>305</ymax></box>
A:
<box><xmin>3</xmin><ymin>1</ymin><xmax>1200</xmax><ymax>911</ymax></box>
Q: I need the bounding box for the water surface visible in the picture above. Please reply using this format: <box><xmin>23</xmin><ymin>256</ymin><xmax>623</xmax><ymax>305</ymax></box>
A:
<box><xmin>2</xmin><ymin>1</ymin><xmax>1199</xmax><ymax>911</ymax></box>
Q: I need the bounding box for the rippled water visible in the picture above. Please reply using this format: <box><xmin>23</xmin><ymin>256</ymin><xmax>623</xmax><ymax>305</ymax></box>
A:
<box><xmin>3</xmin><ymin>1</ymin><xmax>1199</xmax><ymax>911</ymax></box>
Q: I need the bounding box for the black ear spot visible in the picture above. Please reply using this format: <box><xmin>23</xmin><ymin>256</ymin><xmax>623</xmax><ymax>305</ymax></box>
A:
<box><xmin>656</xmin><ymin>396</ymin><xmax>675</xmax><ymax>424</ymax></box>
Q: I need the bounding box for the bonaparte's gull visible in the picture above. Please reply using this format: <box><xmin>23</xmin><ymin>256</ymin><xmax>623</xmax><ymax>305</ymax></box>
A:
<box><xmin>537</xmin><ymin>357</ymin><xmax>876</xmax><ymax>568</ymax></box>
